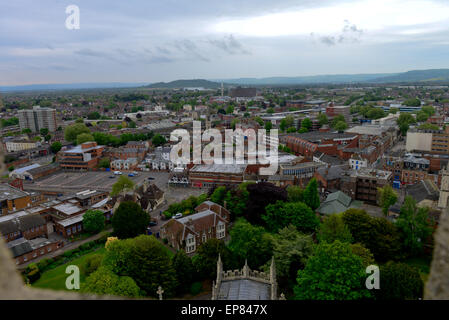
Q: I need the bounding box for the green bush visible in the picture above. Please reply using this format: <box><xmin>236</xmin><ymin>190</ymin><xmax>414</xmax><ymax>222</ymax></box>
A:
<box><xmin>80</xmin><ymin>254</ymin><xmax>103</xmax><ymax>276</ymax></box>
<box><xmin>190</xmin><ymin>282</ymin><xmax>203</xmax><ymax>296</ymax></box>
<box><xmin>37</xmin><ymin>258</ymin><xmax>52</xmax><ymax>272</ymax></box>
<box><xmin>27</xmin><ymin>268</ymin><xmax>41</xmax><ymax>284</ymax></box>
<box><xmin>79</xmin><ymin>243</ymin><xmax>92</xmax><ymax>251</ymax></box>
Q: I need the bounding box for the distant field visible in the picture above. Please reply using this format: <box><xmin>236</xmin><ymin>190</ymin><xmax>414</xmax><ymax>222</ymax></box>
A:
<box><xmin>32</xmin><ymin>248</ymin><xmax>106</xmax><ymax>291</ymax></box>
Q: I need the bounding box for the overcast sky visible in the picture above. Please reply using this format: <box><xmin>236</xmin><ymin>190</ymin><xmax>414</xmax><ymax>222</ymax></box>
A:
<box><xmin>2</xmin><ymin>0</ymin><xmax>449</xmax><ymax>85</ymax></box>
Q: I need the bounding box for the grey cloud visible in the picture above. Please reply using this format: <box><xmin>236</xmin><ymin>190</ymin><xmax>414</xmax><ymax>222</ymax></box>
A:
<box><xmin>208</xmin><ymin>35</ymin><xmax>250</xmax><ymax>55</ymax></box>
<box><xmin>174</xmin><ymin>39</ymin><xmax>210</xmax><ymax>62</ymax></box>
<box><xmin>320</xmin><ymin>36</ymin><xmax>337</xmax><ymax>46</ymax></box>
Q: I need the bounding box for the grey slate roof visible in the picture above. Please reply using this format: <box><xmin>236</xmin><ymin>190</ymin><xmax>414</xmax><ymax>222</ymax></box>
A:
<box><xmin>0</xmin><ymin>213</ymin><xmax>45</xmax><ymax>235</ymax></box>
<box><xmin>217</xmin><ymin>279</ymin><xmax>271</xmax><ymax>300</ymax></box>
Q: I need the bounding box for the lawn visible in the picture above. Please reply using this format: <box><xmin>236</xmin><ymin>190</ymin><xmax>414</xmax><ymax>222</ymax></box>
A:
<box><xmin>32</xmin><ymin>248</ymin><xmax>106</xmax><ymax>291</ymax></box>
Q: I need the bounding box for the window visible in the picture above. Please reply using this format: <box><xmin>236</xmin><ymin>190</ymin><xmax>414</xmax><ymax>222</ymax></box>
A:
<box><xmin>67</xmin><ymin>228</ymin><xmax>71</xmax><ymax>235</ymax></box>
<box><xmin>47</xmin><ymin>247</ymin><xmax>52</xmax><ymax>252</ymax></box>
<box><xmin>202</xmin><ymin>234</ymin><xmax>206</xmax><ymax>242</ymax></box>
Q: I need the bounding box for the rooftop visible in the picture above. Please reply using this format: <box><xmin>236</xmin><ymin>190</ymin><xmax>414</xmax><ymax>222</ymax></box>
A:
<box><xmin>190</xmin><ymin>164</ymin><xmax>247</xmax><ymax>174</ymax></box>
<box><xmin>0</xmin><ymin>184</ymin><xmax>29</xmax><ymax>202</ymax></box>
<box><xmin>53</xmin><ymin>203</ymin><xmax>83</xmax><ymax>216</ymax></box>
<box><xmin>217</xmin><ymin>279</ymin><xmax>271</xmax><ymax>300</ymax></box>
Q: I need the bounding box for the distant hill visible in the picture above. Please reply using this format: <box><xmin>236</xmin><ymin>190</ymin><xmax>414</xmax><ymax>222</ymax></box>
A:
<box><xmin>368</xmin><ymin>69</ymin><xmax>449</xmax><ymax>83</ymax></box>
<box><xmin>216</xmin><ymin>73</ymin><xmax>396</xmax><ymax>86</ymax></box>
<box><xmin>146</xmin><ymin>79</ymin><xmax>222</xmax><ymax>89</ymax></box>
<box><xmin>0</xmin><ymin>82</ymin><xmax>149</xmax><ymax>92</ymax></box>
<box><xmin>215</xmin><ymin>69</ymin><xmax>449</xmax><ymax>85</ymax></box>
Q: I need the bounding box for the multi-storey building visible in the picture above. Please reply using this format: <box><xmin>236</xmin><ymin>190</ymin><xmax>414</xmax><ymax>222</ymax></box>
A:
<box><xmin>341</xmin><ymin>169</ymin><xmax>392</xmax><ymax>204</ymax></box>
<box><xmin>58</xmin><ymin>142</ymin><xmax>104</xmax><ymax>171</ymax></box>
<box><xmin>18</xmin><ymin>105</ymin><xmax>57</xmax><ymax>133</ymax></box>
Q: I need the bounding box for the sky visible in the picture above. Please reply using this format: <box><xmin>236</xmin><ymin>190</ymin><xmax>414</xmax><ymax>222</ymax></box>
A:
<box><xmin>2</xmin><ymin>0</ymin><xmax>449</xmax><ymax>86</ymax></box>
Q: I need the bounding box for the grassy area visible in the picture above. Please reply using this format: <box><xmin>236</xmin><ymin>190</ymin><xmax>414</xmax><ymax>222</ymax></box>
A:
<box><xmin>32</xmin><ymin>248</ymin><xmax>106</xmax><ymax>291</ymax></box>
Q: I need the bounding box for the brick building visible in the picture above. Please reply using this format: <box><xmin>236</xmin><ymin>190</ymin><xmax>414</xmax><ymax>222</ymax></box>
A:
<box><xmin>8</xmin><ymin>237</ymin><xmax>63</xmax><ymax>265</ymax></box>
<box><xmin>0</xmin><ymin>184</ymin><xmax>32</xmax><ymax>215</ymax></box>
<box><xmin>160</xmin><ymin>201</ymin><xmax>230</xmax><ymax>254</ymax></box>
<box><xmin>189</xmin><ymin>164</ymin><xmax>247</xmax><ymax>188</ymax></box>
<box><xmin>58</xmin><ymin>142</ymin><xmax>104</xmax><ymax>171</ymax></box>
<box><xmin>0</xmin><ymin>212</ymin><xmax>47</xmax><ymax>243</ymax></box>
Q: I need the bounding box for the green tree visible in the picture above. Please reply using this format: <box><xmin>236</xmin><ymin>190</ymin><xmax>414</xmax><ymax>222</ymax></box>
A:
<box><xmin>403</xmin><ymin>98</ymin><xmax>421</xmax><ymax>107</ymax></box>
<box><xmin>396</xmin><ymin>196</ymin><xmax>434</xmax><ymax>256</ymax></box>
<box><xmin>303</xmin><ymin>178</ymin><xmax>320</xmax><ymax>210</ymax></box>
<box><xmin>264</xmin><ymin>121</ymin><xmax>272</xmax><ymax>132</ymax></box>
<box><xmin>280</xmin><ymin>116</ymin><xmax>294</xmax><ymax>132</ymax></box>
<box><xmin>264</xmin><ymin>201</ymin><xmax>320</xmax><ymax>233</ymax></box>
<box><xmin>350</xmin><ymin>243</ymin><xmax>375</xmax><ymax>267</ymax></box>
<box><xmin>80</xmin><ymin>254</ymin><xmax>103</xmax><ymax>276</ymax></box>
<box><xmin>87</xmin><ymin>111</ymin><xmax>101</xmax><ymax>120</ymax></box>
<box><xmin>50</xmin><ymin>141</ymin><xmax>62</xmax><ymax>153</ymax></box>
<box><xmin>421</xmin><ymin>105</ymin><xmax>435</xmax><ymax>116</ymax></box>
<box><xmin>98</xmin><ymin>158</ymin><xmax>110</xmax><ymax>169</ymax></box>
<box><xmin>318</xmin><ymin>214</ymin><xmax>353</xmax><ymax>243</ymax></box>
<box><xmin>64</xmin><ymin>123</ymin><xmax>90</xmax><ymax>143</ymax></box>
<box><xmin>331</xmin><ymin>115</ymin><xmax>346</xmax><ymax>128</ymax></box>
<box><xmin>397</xmin><ymin>113</ymin><xmax>416</xmax><ymax>136</ymax></box>
<box><xmin>271</xmin><ymin>225</ymin><xmax>314</xmax><ymax>281</ymax></box>
<box><xmin>76</xmin><ymin>133</ymin><xmax>94</xmax><ymax>145</ymax></box>
<box><xmin>389</xmin><ymin>107</ymin><xmax>399</xmax><ymax>114</ymax></box>
<box><xmin>82</xmin><ymin>266</ymin><xmax>141</xmax><ymax>298</ymax></box>
<box><xmin>267</xmin><ymin>107</ymin><xmax>274</xmax><ymax>114</ymax></box>
<box><xmin>39</xmin><ymin>128</ymin><xmax>49</xmax><ymax>136</ymax></box>
<box><xmin>111</xmin><ymin>202</ymin><xmax>149</xmax><ymax>239</ymax></box>
<box><xmin>378</xmin><ymin>185</ymin><xmax>398</xmax><ymax>216</ymax></box>
<box><xmin>192</xmin><ymin>238</ymin><xmax>235</xmax><ymax>279</ymax></box>
<box><xmin>418</xmin><ymin>123</ymin><xmax>439</xmax><ymax>130</ymax></box>
<box><xmin>375</xmin><ymin>262</ymin><xmax>423</xmax><ymax>300</ymax></box>
<box><xmin>342</xmin><ymin>209</ymin><xmax>402</xmax><ymax>262</ymax></box>
<box><xmin>228</xmin><ymin>218</ymin><xmax>273</xmax><ymax>269</ymax></box>
<box><xmin>103</xmin><ymin>235</ymin><xmax>177</xmax><ymax>297</ymax></box>
<box><xmin>210</xmin><ymin>186</ymin><xmax>227</xmax><ymax>205</ymax></box>
<box><xmin>226</xmin><ymin>105</ymin><xmax>234</xmax><ymax>114</ymax></box>
<box><xmin>254</xmin><ymin>116</ymin><xmax>264</xmax><ymax>127</ymax></box>
<box><xmin>416</xmin><ymin>111</ymin><xmax>429</xmax><ymax>122</ymax></box>
<box><xmin>83</xmin><ymin>209</ymin><xmax>105</xmax><ymax>234</ymax></box>
<box><xmin>317</xmin><ymin>113</ymin><xmax>328</xmax><ymax>126</ymax></box>
<box><xmin>21</xmin><ymin>128</ymin><xmax>32</xmax><ymax>134</ymax></box>
<box><xmin>294</xmin><ymin>241</ymin><xmax>372</xmax><ymax>300</ymax></box>
<box><xmin>44</xmin><ymin>134</ymin><xmax>51</xmax><ymax>141</ymax></box>
<box><xmin>172</xmin><ymin>250</ymin><xmax>196</xmax><ymax>294</ymax></box>
<box><xmin>111</xmin><ymin>175</ymin><xmax>135</xmax><ymax>196</ymax></box>
<box><xmin>334</xmin><ymin>121</ymin><xmax>348</xmax><ymax>131</ymax></box>
<box><xmin>152</xmin><ymin>134</ymin><xmax>167</xmax><ymax>147</ymax></box>
<box><xmin>301</xmin><ymin>118</ymin><xmax>312</xmax><ymax>131</ymax></box>
<box><xmin>287</xmin><ymin>185</ymin><xmax>304</xmax><ymax>202</ymax></box>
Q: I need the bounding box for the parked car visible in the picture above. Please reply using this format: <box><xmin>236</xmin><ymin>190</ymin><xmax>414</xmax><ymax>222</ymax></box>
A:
<box><xmin>109</xmin><ymin>175</ymin><xmax>116</xmax><ymax>179</ymax></box>
<box><xmin>114</xmin><ymin>171</ymin><xmax>122</xmax><ymax>175</ymax></box>
<box><xmin>174</xmin><ymin>213</ymin><xmax>183</xmax><ymax>219</ymax></box>
<box><xmin>149</xmin><ymin>221</ymin><xmax>157</xmax><ymax>226</ymax></box>
<box><xmin>128</xmin><ymin>173</ymin><xmax>135</xmax><ymax>177</ymax></box>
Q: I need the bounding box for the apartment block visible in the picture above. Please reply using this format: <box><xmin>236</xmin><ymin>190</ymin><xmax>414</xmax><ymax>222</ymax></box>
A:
<box><xmin>18</xmin><ymin>105</ymin><xmax>57</xmax><ymax>133</ymax></box>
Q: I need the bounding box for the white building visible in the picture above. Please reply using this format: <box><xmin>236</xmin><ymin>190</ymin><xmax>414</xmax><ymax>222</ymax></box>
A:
<box><xmin>349</xmin><ymin>156</ymin><xmax>368</xmax><ymax>170</ymax></box>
